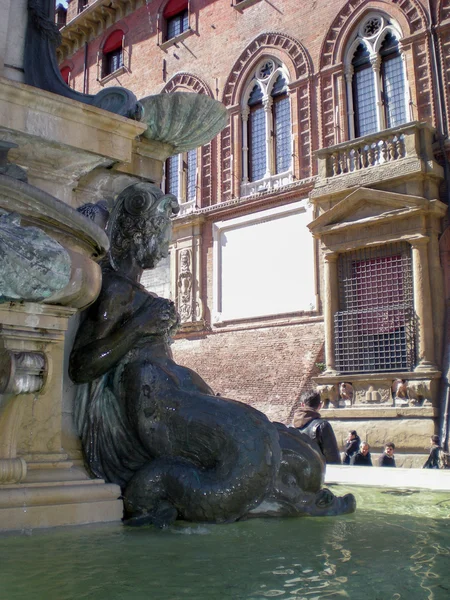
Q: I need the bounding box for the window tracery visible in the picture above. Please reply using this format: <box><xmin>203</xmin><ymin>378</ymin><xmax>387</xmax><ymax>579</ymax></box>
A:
<box><xmin>346</xmin><ymin>14</ymin><xmax>409</xmax><ymax>139</ymax></box>
<box><xmin>241</xmin><ymin>58</ymin><xmax>292</xmax><ymax>196</ymax></box>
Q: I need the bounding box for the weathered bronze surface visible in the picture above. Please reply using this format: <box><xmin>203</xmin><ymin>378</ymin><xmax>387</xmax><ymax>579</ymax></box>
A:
<box><xmin>70</xmin><ymin>183</ymin><xmax>355</xmax><ymax>526</ymax></box>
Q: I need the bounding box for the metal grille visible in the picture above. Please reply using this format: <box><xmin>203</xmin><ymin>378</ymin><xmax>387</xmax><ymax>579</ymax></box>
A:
<box><xmin>187</xmin><ymin>148</ymin><xmax>197</xmax><ymax>201</ymax></box>
<box><xmin>335</xmin><ymin>243</ymin><xmax>416</xmax><ymax>373</ymax></box>
<box><xmin>273</xmin><ymin>95</ymin><xmax>291</xmax><ymax>173</ymax></box>
<box><xmin>383</xmin><ymin>53</ymin><xmax>407</xmax><ymax>128</ymax></box>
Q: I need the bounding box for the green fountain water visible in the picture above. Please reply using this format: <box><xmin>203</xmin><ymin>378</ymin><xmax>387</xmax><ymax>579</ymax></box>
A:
<box><xmin>1</xmin><ymin>485</ymin><xmax>449</xmax><ymax>600</ymax></box>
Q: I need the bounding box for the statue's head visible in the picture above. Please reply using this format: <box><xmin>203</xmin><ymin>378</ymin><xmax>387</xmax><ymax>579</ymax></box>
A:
<box><xmin>107</xmin><ymin>183</ymin><xmax>179</xmax><ymax>271</ymax></box>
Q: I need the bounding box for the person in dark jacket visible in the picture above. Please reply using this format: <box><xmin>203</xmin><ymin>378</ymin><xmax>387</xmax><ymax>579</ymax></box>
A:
<box><xmin>293</xmin><ymin>391</ymin><xmax>341</xmax><ymax>464</ymax></box>
<box><xmin>350</xmin><ymin>441</ymin><xmax>373</xmax><ymax>466</ymax></box>
<box><xmin>378</xmin><ymin>442</ymin><xmax>396</xmax><ymax>467</ymax></box>
<box><xmin>343</xmin><ymin>430</ymin><xmax>360</xmax><ymax>465</ymax></box>
<box><xmin>423</xmin><ymin>435</ymin><xmax>442</xmax><ymax>469</ymax></box>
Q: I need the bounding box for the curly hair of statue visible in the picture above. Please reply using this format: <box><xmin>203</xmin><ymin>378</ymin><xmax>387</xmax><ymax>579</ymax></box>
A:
<box><xmin>106</xmin><ymin>183</ymin><xmax>179</xmax><ymax>271</ymax></box>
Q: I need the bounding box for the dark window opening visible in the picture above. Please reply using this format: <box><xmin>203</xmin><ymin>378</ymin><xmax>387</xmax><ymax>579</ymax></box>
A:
<box><xmin>163</xmin><ymin>0</ymin><xmax>189</xmax><ymax>41</ymax></box>
<box><xmin>104</xmin><ymin>48</ymin><xmax>123</xmax><ymax>76</ymax></box>
<box><xmin>166</xmin><ymin>9</ymin><xmax>189</xmax><ymax>40</ymax></box>
<box><xmin>78</xmin><ymin>0</ymin><xmax>88</xmax><ymax>13</ymax></box>
<box><xmin>101</xmin><ymin>30</ymin><xmax>124</xmax><ymax>78</ymax></box>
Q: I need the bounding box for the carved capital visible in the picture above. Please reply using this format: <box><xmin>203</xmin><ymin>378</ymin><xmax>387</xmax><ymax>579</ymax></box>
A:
<box><xmin>370</xmin><ymin>54</ymin><xmax>381</xmax><ymax>71</ymax></box>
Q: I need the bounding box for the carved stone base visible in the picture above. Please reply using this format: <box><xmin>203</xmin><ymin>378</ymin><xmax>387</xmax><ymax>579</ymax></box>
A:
<box><xmin>314</xmin><ymin>371</ymin><xmax>441</xmax><ymax>408</ymax></box>
<box><xmin>322</xmin><ymin>406</ymin><xmax>438</xmax><ymax>455</ymax></box>
<box><xmin>0</xmin><ymin>477</ymin><xmax>123</xmax><ymax>531</ymax></box>
<box><xmin>0</xmin><ymin>458</ymin><xmax>26</xmax><ymax>484</ymax></box>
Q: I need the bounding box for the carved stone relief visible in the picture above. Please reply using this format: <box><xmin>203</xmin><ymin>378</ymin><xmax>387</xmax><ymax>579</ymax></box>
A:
<box><xmin>339</xmin><ymin>382</ymin><xmax>353</xmax><ymax>407</ymax></box>
<box><xmin>177</xmin><ymin>249</ymin><xmax>194</xmax><ymax>323</ymax></box>
<box><xmin>317</xmin><ymin>384</ymin><xmax>338</xmax><ymax>408</ymax></box>
<box><xmin>0</xmin><ymin>212</ymin><xmax>71</xmax><ymax>303</ymax></box>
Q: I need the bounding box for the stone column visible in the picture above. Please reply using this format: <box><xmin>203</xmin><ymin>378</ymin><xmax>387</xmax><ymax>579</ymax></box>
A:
<box><xmin>241</xmin><ymin>107</ymin><xmax>249</xmax><ymax>184</ymax></box>
<box><xmin>263</xmin><ymin>96</ymin><xmax>273</xmax><ymax>178</ymax></box>
<box><xmin>323</xmin><ymin>251</ymin><xmax>339</xmax><ymax>374</ymax></box>
<box><xmin>345</xmin><ymin>65</ymin><xmax>355</xmax><ymax>140</ymax></box>
<box><xmin>411</xmin><ymin>237</ymin><xmax>437</xmax><ymax>371</ymax></box>
<box><xmin>370</xmin><ymin>54</ymin><xmax>383</xmax><ymax>131</ymax></box>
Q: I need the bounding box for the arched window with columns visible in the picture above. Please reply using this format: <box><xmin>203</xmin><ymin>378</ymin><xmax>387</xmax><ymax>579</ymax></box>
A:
<box><xmin>345</xmin><ymin>14</ymin><xmax>409</xmax><ymax>139</ymax></box>
<box><xmin>241</xmin><ymin>58</ymin><xmax>292</xmax><ymax>196</ymax></box>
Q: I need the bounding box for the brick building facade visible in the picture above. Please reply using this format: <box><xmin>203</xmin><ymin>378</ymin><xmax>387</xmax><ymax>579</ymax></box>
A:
<box><xmin>56</xmin><ymin>0</ymin><xmax>450</xmax><ymax>462</ymax></box>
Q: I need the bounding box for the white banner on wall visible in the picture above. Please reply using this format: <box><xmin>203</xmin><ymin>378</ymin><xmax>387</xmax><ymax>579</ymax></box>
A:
<box><xmin>213</xmin><ymin>199</ymin><xmax>315</xmax><ymax>323</ymax></box>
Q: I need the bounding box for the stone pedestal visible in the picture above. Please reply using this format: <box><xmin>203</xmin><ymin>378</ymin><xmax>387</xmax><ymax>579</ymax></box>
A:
<box><xmin>0</xmin><ymin>76</ymin><xmax>169</xmax><ymax>531</ymax></box>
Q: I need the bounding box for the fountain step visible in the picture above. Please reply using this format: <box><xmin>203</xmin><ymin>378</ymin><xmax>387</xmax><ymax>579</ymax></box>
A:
<box><xmin>326</xmin><ymin>464</ymin><xmax>450</xmax><ymax>491</ymax></box>
<box><xmin>0</xmin><ymin>481</ymin><xmax>122</xmax><ymax>531</ymax></box>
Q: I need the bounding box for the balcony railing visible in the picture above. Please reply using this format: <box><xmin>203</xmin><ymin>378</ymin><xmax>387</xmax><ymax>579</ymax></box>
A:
<box><xmin>315</xmin><ymin>121</ymin><xmax>435</xmax><ymax>182</ymax></box>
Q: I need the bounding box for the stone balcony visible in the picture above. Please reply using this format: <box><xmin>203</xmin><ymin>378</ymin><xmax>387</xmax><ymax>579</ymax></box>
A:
<box><xmin>311</xmin><ymin>121</ymin><xmax>443</xmax><ymax>202</ymax></box>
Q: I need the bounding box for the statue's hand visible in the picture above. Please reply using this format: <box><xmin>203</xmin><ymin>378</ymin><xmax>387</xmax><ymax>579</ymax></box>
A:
<box><xmin>136</xmin><ymin>297</ymin><xmax>178</xmax><ymax>334</ymax></box>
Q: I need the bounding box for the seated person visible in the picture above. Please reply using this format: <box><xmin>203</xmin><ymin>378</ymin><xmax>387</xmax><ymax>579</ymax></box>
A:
<box><xmin>423</xmin><ymin>435</ymin><xmax>442</xmax><ymax>469</ymax></box>
<box><xmin>378</xmin><ymin>442</ymin><xmax>396</xmax><ymax>467</ymax></box>
<box><xmin>293</xmin><ymin>392</ymin><xmax>341</xmax><ymax>464</ymax></box>
<box><xmin>343</xmin><ymin>430</ymin><xmax>360</xmax><ymax>465</ymax></box>
<box><xmin>350</xmin><ymin>441</ymin><xmax>372</xmax><ymax>466</ymax></box>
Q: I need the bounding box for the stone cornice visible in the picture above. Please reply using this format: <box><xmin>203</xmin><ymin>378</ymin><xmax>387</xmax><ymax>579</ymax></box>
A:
<box><xmin>58</xmin><ymin>0</ymin><xmax>147</xmax><ymax>60</ymax></box>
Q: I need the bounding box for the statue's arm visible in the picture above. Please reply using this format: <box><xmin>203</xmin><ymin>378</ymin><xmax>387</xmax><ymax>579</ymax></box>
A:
<box><xmin>69</xmin><ymin>282</ymin><xmax>176</xmax><ymax>383</ymax></box>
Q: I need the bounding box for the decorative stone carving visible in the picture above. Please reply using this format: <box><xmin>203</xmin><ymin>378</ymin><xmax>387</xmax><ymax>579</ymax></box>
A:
<box><xmin>392</xmin><ymin>379</ymin><xmax>409</xmax><ymax>407</ymax></box>
<box><xmin>317</xmin><ymin>384</ymin><xmax>339</xmax><ymax>408</ymax></box>
<box><xmin>177</xmin><ymin>249</ymin><xmax>194</xmax><ymax>323</ymax></box>
<box><xmin>407</xmin><ymin>379</ymin><xmax>432</xmax><ymax>406</ymax></box>
<box><xmin>0</xmin><ymin>212</ymin><xmax>71</xmax><ymax>303</ymax></box>
<box><xmin>0</xmin><ymin>350</ymin><xmax>46</xmax><ymax>395</ymax></box>
<box><xmin>353</xmin><ymin>381</ymin><xmax>392</xmax><ymax>405</ymax></box>
<box><xmin>339</xmin><ymin>382</ymin><xmax>353</xmax><ymax>408</ymax></box>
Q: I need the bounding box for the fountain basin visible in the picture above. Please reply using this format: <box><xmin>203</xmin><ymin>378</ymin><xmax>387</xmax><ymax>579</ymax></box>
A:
<box><xmin>1</xmin><ymin>484</ymin><xmax>449</xmax><ymax>599</ymax></box>
<box><xmin>140</xmin><ymin>92</ymin><xmax>228</xmax><ymax>154</ymax></box>
<box><xmin>0</xmin><ymin>174</ymin><xmax>108</xmax><ymax>308</ymax></box>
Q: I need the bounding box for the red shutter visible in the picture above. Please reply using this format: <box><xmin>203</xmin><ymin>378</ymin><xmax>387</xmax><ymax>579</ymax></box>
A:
<box><xmin>60</xmin><ymin>66</ymin><xmax>70</xmax><ymax>84</ymax></box>
<box><xmin>163</xmin><ymin>0</ymin><xmax>188</xmax><ymax>18</ymax></box>
<box><xmin>103</xmin><ymin>30</ymin><xmax>124</xmax><ymax>53</ymax></box>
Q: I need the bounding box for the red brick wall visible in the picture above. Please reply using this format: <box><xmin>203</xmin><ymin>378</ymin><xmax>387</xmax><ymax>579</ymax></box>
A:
<box><xmin>59</xmin><ymin>0</ymin><xmax>442</xmax><ymax>169</ymax></box>
<box><xmin>172</xmin><ymin>321</ymin><xmax>325</xmax><ymax>424</ymax></box>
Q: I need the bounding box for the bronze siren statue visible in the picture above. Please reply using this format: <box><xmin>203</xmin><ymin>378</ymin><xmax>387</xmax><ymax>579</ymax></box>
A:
<box><xmin>70</xmin><ymin>183</ymin><xmax>355</xmax><ymax>526</ymax></box>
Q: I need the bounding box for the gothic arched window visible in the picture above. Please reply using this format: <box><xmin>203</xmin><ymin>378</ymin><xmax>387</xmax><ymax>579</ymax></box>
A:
<box><xmin>241</xmin><ymin>59</ymin><xmax>292</xmax><ymax>196</ymax></box>
<box><xmin>346</xmin><ymin>14</ymin><xmax>409</xmax><ymax>139</ymax></box>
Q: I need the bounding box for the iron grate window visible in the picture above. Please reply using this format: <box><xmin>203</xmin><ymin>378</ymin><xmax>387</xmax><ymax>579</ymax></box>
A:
<box><xmin>334</xmin><ymin>243</ymin><xmax>416</xmax><ymax>373</ymax></box>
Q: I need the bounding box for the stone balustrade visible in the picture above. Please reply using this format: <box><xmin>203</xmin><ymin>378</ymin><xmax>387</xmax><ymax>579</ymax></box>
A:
<box><xmin>315</xmin><ymin>121</ymin><xmax>436</xmax><ymax>183</ymax></box>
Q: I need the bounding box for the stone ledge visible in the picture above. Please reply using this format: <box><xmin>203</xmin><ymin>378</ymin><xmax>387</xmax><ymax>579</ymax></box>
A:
<box><xmin>323</xmin><ymin>407</ymin><xmax>438</xmax><ymax>418</ymax></box>
<box><xmin>325</xmin><ymin>464</ymin><xmax>450</xmax><ymax>491</ymax></box>
<box><xmin>0</xmin><ymin>481</ymin><xmax>122</xmax><ymax>531</ymax></box>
